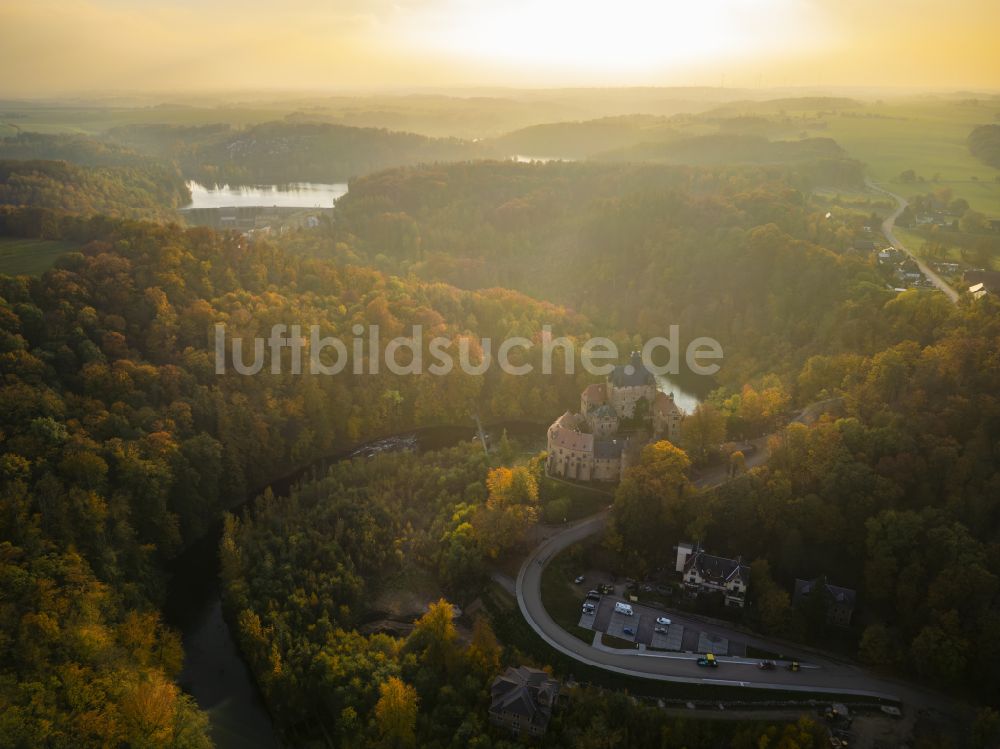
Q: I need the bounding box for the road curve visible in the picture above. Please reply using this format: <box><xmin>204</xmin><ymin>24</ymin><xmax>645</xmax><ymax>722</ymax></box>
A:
<box><xmin>867</xmin><ymin>179</ymin><xmax>960</xmax><ymax>304</ymax></box>
<box><xmin>515</xmin><ymin>399</ymin><xmax>964</xmax><ymax>713</ymax></box>
<box><xmin>516</xmin><ymin>512</ymin><xmax>907</xmax><ymax>699</ymax></box>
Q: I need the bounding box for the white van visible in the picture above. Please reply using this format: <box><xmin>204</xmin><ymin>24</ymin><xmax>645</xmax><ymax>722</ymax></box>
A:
<box><xmin>614</xmin><ymin>602</ymin><xmax>633</xmax><ymax>616</ymax></box>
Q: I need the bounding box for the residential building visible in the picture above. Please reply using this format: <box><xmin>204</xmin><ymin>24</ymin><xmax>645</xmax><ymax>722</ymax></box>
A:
<box><xmin>964</xmin><ymin>269</ymin><xmax>1000</xmax><ymax>294</ymax></box>
<box><xmin>677</xmin><ymin>542</ymin><xmax>750</xmax><ymax>607</ymax></box>
<box><xmin>793</xmin><ymin>577</ymin><xmax>857</xmax><ymax>627</ymax></box>
<box><xmin>488</xmin><ymin>666</ymin><xmax>559</xmax><ymax>738</ymax></box>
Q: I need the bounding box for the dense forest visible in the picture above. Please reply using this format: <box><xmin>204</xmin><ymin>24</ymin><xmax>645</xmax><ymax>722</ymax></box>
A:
<box><xmin>609</xmin><ymin>291</ymin><xmax>1000</xmax><ymax>699</ymax></box>
<box><xmin>105</xmin><ymin>121</ymin><xmax>495</xmax><ymax>186</ymax></box>
<box><xmin>0</xmin><ymin>132</ymin><xmax>168</xmax><ymax>170</ymax></box>
<box><xmin>0</xmin><ymin>197</ymin><xmax>847</xmax><ymax>746</ymax></box>
<box><xmin>212</xmin><ymin>160</ymin><xmax>1000</xmax><ymax>741</ymax></box>
<box><xmin>0</xmin><ymin>206</ymin><xmax>597</xmax><ymax>746</ymax></box>
<box><xmin>219</xmin><ymin>444</ymin><xmax>832</xmax><ymax>747</ymax></box>
<box><xmin>489</xmin><ymin>114</ymin><xmax>679</xmax><ymax>159</ymax></box>
<box><xmin>0</xmin><ymin>158</ymin><xmax>189</xmax><ymax>221</ymax></box>
<box><xmin>324</xmin><ymin>160</ymin><xmax>876</xmax><ymax>386</ymax></box>
<box><xmin>1</xmin><ymin>142</ymin><xmax>998</xmax><ymax>746</ymax></box>
<box><xmin>968</xmin><ymin>124</ymin><xmax>1000</xmax><ymax>169</ymax></box>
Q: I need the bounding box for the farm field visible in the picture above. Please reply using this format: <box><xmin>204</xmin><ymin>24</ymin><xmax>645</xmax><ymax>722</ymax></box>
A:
<box><xmin>0</xmin><ymin>237</ymin><xmax>77</xmax><ymax>275</ymax></box>
<box><xmin>684</xmin><ymin>97</ymin><xmax>1000</xmax><ymax>215</ymax></box>
<box><xmin>819</xmin><ymin>99</ymin><xmax>1000</xmax><ymax>215</ymax></box>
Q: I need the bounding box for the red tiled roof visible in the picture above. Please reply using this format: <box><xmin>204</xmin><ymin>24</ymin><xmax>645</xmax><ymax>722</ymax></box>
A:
<box><xmin>653</xmin><ymin>390</ymin><xmax>682</xmax><ymax>416</ymax></box>
<box><xmin>548</xmin><ymin>412</ymin><xmax>594</xmax><ymax>452</ymax></box>
<box><xmin>582</xmin><ymin>383</ymin><xmax>607</xmax><ymax>406</ymax></box>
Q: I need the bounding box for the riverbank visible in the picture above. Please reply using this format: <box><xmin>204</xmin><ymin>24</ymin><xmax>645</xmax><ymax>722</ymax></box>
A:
<box><xmin>163</xmin><ymin>420</ymin><xmax>545</xmax><ymax>748</ymax></box>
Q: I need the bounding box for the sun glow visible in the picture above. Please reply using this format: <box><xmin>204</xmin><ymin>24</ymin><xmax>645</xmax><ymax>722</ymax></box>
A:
<box><xmin>0</xmin><ymin>0</ymin><xmax>997</xmax><ymax>93</ymax></box>
<box><xmin>400</xmin><ymin>0</ymin><xmax>834</xmax><ymax>81</ymax></box>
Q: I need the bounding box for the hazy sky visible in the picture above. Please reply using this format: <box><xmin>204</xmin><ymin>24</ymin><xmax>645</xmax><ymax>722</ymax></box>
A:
<box><xmin>1</xmin><ymin>0</ymin><xmax>998</xmax><ymax>95</ymax></box>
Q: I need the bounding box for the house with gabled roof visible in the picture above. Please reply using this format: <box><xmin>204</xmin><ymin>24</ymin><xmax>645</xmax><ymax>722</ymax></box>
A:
<box><xmin>488</xmin><ymin>666</ymin><xmax>559</xmax><ymax>738</ymax></box>
<box><xmin>677</xmin><ymin>542</ymin><xmax>750</xmax><ymax>608</ymax></box>
<box><xmin>794</xmin><ymin>577</ymin><xmax>857</xmax><ymax>627</ymax></box>
<box><xmin>965</xmin><ymin>269</ymin><xmax>1000</xmax><ymax>293</ymax></box>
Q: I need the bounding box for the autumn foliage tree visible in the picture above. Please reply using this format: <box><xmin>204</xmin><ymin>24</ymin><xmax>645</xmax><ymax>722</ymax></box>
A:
<box><xmin>611</xmin><ymin>440</ymin><xmax>694</xmax><ymax>571</ymax></box>
<box><xmin>472</xmin><ymin>465</ymin><xmax>539</xmax><ymax>558</ymax></box>
<box><xmin>374</xmin><ymin>677</ymin><xmax>419</xmax><ymax>749</ymax></box>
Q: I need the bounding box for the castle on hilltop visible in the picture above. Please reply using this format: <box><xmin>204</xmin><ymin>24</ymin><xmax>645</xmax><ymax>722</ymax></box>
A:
<box><xmin>546</xmin><ymin>352</ymin><xmax>684</xmax><ymax>482</ymax></box>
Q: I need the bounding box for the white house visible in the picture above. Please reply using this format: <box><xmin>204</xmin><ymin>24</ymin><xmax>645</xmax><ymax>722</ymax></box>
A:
<box><xmin>677</xmin><ymin>542</ymin><xmax>750</xmax><ymax>608</ymax></box>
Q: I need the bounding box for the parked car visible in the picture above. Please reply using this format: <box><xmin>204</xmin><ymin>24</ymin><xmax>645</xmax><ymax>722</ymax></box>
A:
<box><xmin>654</xmin><ymin>626</ymin><xmax>667</xmax><ymax>634</ymax></box>
<box><xmin>582</xmin><ymin>603</ymin><xmax>595</xmax><ymax>614</ymax></box>
<box><xmin>655</xmin><ymin>616</ymin><xmax>671</xmax><ymax>626</ymax></box>
<box><xmin>622</xmin><ymin>626</ymin><xmax>635</xmax><ymax>636</ymax></box>
<box><xmin>574</xmin><ymin>575</ymin><xmax>585</xmax><ymax>584</ymax></box>
<box><xmin>697</xmin><ymin>653</ymin><xmax>718</xmax><ymax>667</ymax></box>
<box><xmin>758</xmin><ymin>660</ymin><xmax>776</xmax><ymax>670</ymax></box>
<box><xmin>586</xmin><ymin>590</ymin><xmax>601</xmax><ymax>600</ymax></box>
<box><xmin>614</xmin><ymin>602</ymin><xmax>633</xmax><ymax>616</ymax></box>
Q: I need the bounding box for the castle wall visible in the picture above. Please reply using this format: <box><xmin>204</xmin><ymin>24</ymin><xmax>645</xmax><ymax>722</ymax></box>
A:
<box><xmin>610</xmin><ymin>383</ymin><xmax>655</xmax><ymax>419</ymax></box>
<box><xmin>586</xmin><ymin>413</ymin><xmax>618</xmax><ymax>439</ymax></box>
<box><xmin>592</xmin><ymin>457</ymin><xmax>620</xmax><ymax>481</ymax></box>
<box><xmin>548</xmin><ymin>362</ymin><xmax>686</xmax><ymax>483</ymax></box>
<box><xmin>547</xmin><ymin>449</ymin><xmax>593</xmax><ymax>481</ymax></box>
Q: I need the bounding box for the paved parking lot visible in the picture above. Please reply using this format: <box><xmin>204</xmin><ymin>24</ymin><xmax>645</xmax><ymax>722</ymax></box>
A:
<box><xmin>698</xmin><ymin>632</ymin><xmax>729</xmax><ymax>655</ymax></box>
<box><xmin>649</xmin><ymin>623</ymin><xmax>684</xmax><ymax>650</ymax></box>
<box><xmin>606</xmin><ymin>609</ymin><xmax>639</xmax><ymax>641</ymax></box>
<box><xmin>577</xmin><ymin>596</ymin><xmax>686</xmax><ymax>650</ymax></box>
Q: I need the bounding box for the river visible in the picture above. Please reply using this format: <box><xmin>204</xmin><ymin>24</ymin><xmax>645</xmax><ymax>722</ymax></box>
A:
<box><xmin>163</xmin><ymin>374</ymin><xmax>706</xmax><ymax>747</ymax></box>
<box><xmin>655</xmin><ymin>369</ymin><xmax>716</xmax><ymax>415</ymax></box>
<box><xmin>163</xmin><ymin>421</ymin><xmax>545</xmax><ymax>749</ymax></box>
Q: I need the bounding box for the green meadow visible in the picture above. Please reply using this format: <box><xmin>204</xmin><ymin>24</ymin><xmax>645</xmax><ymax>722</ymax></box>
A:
<box><xmin>680</xmin><ymin>97</ymin><xmax>1000</xmax><ymax>215</ymax></box>
<box><xmin>820</xmin><ymin>99</ymin><xmax>1000</xmax><ymax>215</ymax></box>
<box><xmin>0</xmin><ymin>237</ymin><xmax>78</xmax><ymax>276</ymax></box>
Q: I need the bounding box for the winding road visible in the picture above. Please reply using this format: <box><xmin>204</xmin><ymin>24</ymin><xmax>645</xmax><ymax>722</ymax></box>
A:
<box><xmin>516</xmin><ymin>512</ymin><xmax>906</xmax><ymax>699</ymax></box>
<box><xmin>516</xmin><ymin>512</ymin><xmax>971</xmax><ymax>719</ymax></box>
<box><xmin>514</xmin><ymin>404</ymin><xmax>962</xmax><ymax>712</ymax></box>
<box><xmin>867</xmin><ymin>179</ymin><xmax>960</xmax><ymax>304</ymax></box>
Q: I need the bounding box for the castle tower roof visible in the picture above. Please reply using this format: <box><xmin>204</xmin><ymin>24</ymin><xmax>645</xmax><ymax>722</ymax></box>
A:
<box><xmin>610</xmin><ymin>351</ymin><xmax>655</xmax><ymax>388</ymax></box>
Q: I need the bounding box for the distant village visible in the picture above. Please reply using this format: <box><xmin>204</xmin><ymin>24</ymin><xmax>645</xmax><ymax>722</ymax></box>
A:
<box><xmin>871</xmin><ymin>243</ymin><xmax>1000</xmax><ymax>300</ymax></box>
<box><xmin>857</xmin><ymin>194</ymin><xmax>1000</xmax><ymax>299</ymax></box>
